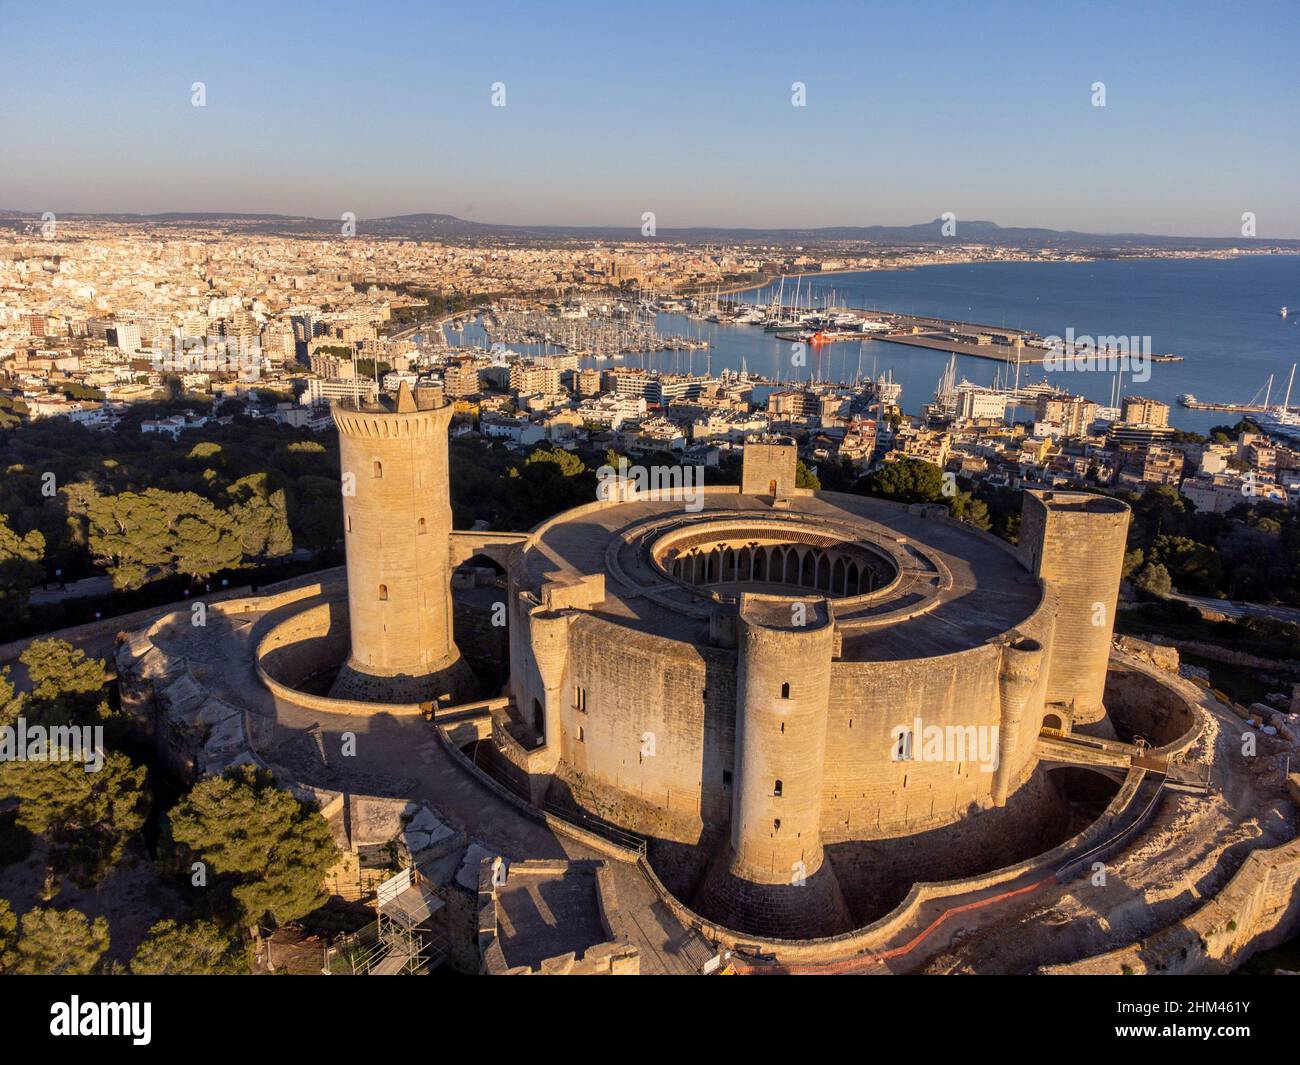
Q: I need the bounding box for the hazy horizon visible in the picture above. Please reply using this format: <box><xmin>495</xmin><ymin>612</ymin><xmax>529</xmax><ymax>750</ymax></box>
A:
<box><xmin>3</xmin><ymin>0</ymin><xmax>1298</xmax><ymax>238</ymax></box>
<box><xmin>5</xmin><ymin>206</ymin><xmax>1300</xmax><ymax>243</ymax></box>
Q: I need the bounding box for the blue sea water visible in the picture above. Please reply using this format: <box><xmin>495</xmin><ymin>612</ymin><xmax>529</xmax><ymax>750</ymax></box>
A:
<box><xmin>448</xmin><ymin>255</ymin><xmax>1300</xmax><ymax>434</ymax></box>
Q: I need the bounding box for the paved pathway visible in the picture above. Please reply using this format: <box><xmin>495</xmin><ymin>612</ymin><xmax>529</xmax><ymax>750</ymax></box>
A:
<box><xmin>146</xmin><ymin>591</ymin><xmax>702</xmax><ymax>974</ymax></box>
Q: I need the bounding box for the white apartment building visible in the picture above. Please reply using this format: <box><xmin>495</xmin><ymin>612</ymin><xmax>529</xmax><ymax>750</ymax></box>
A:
<box><xmin>955</xmin><ymin>387</ymin><xmax>1009</xmax><ymax>424</ymax></box>
<box><xmin>576</xmin><ymin>394</ymin><xmax>646</xmax><ymax>431</ymax></box>
<box><xmin>303</xmin><ymin>377</ymin><xmax>379</xmax><ymax>406</ymax></box>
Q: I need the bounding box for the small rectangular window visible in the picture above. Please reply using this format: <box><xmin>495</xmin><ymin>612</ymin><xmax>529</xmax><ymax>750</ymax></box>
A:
<box><xmin>722</xmin><ymin>770</ymin><xmax>733</xmax><ymax>788</ymax></box>
<box><xmin>894</xmin><ymin>730</ymin><xmax>913</xmax><ymax>761</ymax></box>
<box><xmin>574</xmin><ymin>685</ymin><xmax>587</xmax><ymax>712</ymax></box>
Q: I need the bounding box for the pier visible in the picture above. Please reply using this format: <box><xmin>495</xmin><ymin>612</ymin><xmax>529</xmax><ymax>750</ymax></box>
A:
<box><xmin>1179</xmin><ymin>367</ymin><xmax>1297</xmax><ymax>416</ymax></box>
<box><xmin>753</xmin><ymin>302</ymin><xmax>1049</xmax><ymax>364</ymax></box>
<box><xmin>1177</xmin><ymin>398</ymin><xmax>1267</xmax><ymax>413</ymax></box>
<box><xmin>872</xmin><ymin>330</ymin><xmax>1048</xmax><ymax>364</ymax></box>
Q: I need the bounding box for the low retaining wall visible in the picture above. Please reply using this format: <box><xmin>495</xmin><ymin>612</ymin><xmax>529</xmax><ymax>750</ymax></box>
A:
<box><xmin>0</xmin><ymin>586</ymin><xmax>255</xmax><ymax>666</ymax></box>
<box><xmin>1041</xmin><ymin>834</ymin><xmax>1300</xmax><ymax>974</ymax></box>
<box><xmin>432</xmin><ymin>722</ymin><xmax>644</xmax><ymax>865</ymax></box>
<box><xmin>634</xmin><ymin>765</ymin><xmax>1151</xmax><ymax>965</ymax></box>
<box><xmin>253</xmin><ymin>592</ymin><xmax>427</xmax><ymax>717</ymax></box>
<box><xmin>3</xmin><ymin>567</ymin><xmax>351</xmax><ymax>668</ymax></box>
<box><xmin>1141</xmin><ymin>635</ymin><xmax>1300</xmax><ymax>675</ymax></box>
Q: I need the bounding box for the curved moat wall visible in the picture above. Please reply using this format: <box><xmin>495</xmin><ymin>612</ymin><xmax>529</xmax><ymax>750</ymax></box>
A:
<box><xmin>620</xmin><ymin>652</ymin><xmax>1209</xmax><ymax>953</ymax></box>
<box><xmin>258</xmin><ymin>600</ymin><xmax>350</xmax><ymax>690</ymax></box>
<box><xmin>622</xmin><ymin>651</ymin><xmax>1208</xmax><ymax>944</ymax></box>
<box><xmin>645</xmin><ymin>762</ymin><xmax>1116</xmax><ymax>935</ymax></box>
<box><xmin>1041</xmin><ymin>834</ymin><xmax>1300</xmax><ymax>975</ymax></box>
<box><xmin>254</xmin><ymin>592</ymin><xmax>506</xmax><ymax>717</ymax></box>
<box><xmin>629</xmin><ymin>766</ymin><xmax>1154</xmax><ymax>963</ymax></box>
<box><xmin>1102</xmin><ymin>661</ymin><xmax>1200</xmax><ymax>748</ymax></box>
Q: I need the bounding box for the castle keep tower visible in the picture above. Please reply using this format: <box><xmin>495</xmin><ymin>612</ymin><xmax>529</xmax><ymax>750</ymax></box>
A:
<box><xmin>1018</xmin><ymin>491</ymin><xmax>1130</xmax><ymax>724</ymax></box>
<box><xmin>330</xmin><ymin>383</ymin><xmax>469</xmax><ymax>704</ymax></box>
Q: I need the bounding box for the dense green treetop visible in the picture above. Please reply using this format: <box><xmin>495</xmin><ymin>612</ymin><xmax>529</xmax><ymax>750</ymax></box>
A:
<box><xmin>167</xmin><ymin>765</ymin><xmax>338</xmax><ymax>930</ymax></box>
<box><xmin>130</xmin><ymin>918</ymin><xmax>249</xmax><ymax>975</ymax></box>
<box><xmin>5</xmin><ymin>907</ymin><xmax>110</xmax><ymax>975</ymax></box>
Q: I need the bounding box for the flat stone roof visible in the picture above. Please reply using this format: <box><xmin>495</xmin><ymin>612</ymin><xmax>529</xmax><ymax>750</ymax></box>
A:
<box><xmin>519</xmin><ymin>489</ymin><xmax>1044</xmax><ymax>663</ymax></box>
<box><xmin>493</xmin><ymin>864</ymin><xmax>608</xmax><ymax>971</ymax></box>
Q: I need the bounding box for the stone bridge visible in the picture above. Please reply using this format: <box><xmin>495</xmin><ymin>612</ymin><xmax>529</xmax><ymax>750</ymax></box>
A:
<box><xmin>1036</xmin><ymin>728</ymin><xmax>1211</xmax><ymax>792</ymax></box>
<box><xmin>449</xmin><ymin>530</ymin><xmax>530</xmax><ymax>570</ymax></box>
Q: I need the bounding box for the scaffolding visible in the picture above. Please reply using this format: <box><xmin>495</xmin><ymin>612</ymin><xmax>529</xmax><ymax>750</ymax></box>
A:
<box><xmin>322</xmin><ymin>867</ymin><xmax>448</xmax><ymax>975</ymax></box>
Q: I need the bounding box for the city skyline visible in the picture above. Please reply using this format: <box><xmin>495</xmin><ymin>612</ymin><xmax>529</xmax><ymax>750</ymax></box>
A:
<box><xmin>3</xmin><ymin>0</ymin><xmax>1298</xmax><ymax>236</ymax></box>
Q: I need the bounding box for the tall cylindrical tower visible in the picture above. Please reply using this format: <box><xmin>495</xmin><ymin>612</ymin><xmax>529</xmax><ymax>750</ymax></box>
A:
<box><xmin>730</xmin><ymin>597</ymin><xmax>835</xmax><ymax>885</ymax></box>
<box><xmin>330</xmin><ymin>383</ymin><xmax>468</xmax><ymax>704</ymax></box>
<box><xmin>1019</xmin><ymin>490</ymin><xmax>1130</xmax><ymax>724</ymax></box>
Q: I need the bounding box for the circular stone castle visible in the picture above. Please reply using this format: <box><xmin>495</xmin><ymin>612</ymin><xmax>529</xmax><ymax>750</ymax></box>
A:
<box><xmin>290</xmin><ymin>387</ymin><xmax>1148</xmax><ymax>938</ymax></box>
<box><xmin>117</xmin><ymin>381</ymin><xmax>1300</xmax><ymax>967</ymax></box>
<box><xmin>491</xmin><ymin>438</ymin><xmax>1131</xmax><ymax>935</ymax></box>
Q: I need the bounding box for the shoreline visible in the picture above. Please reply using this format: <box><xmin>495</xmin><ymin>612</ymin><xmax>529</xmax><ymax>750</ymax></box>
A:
<box><xmin>722</xmin><ymin>249</ymin><xmax>1299</xmax><ymax>308</ymax></box>
<box><xmin>438</xmin><ymin>258</ymin><xmax>1294</xmax><ymax>438</ymax></box>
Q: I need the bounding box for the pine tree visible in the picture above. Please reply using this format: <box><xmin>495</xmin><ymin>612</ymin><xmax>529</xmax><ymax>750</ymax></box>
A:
<box><xmin>0</xmin><ymin>899</ymin><xmax>16</xmax><ymax>972</ymax></box>
<box><xmin>167</xmin><ymin>765</ymin><xmax>337</xmax><ymax>932</ymax></box>
<box><xmin>130</xmin><ymin>919</ymin><xmax>250</xmax><ymax>975</ymax></box>
<box><xmin>3</xmin><ymin>752</ymin><xmax>149</xmax><ymax>890</ymax></box>
<box><xmin>19</xmin><ymin>638</ymin><xmax>108</xmax><ymax>725</ymax></box>
<box><xmin>0</xmin><ymin>515</ymin><xmax>44</xmax><ymax>640</ymax></box>
<box><xmin>10</xmin><ymin>907</ymin><xmax>110</xmax><ymax>975</ymax></box>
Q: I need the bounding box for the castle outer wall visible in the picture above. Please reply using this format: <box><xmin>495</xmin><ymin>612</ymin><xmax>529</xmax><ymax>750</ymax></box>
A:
<box><xmin>497</xmin><ymin>472</ymin><xmax>1124</xmax><ymax>858</ymax></box>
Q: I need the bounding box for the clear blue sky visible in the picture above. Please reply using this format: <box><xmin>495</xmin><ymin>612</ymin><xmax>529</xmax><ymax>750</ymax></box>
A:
<box><xmin>2</xmin><ymin>0</ymin><xmax>1297</xmax><ymax>236</ymax></box>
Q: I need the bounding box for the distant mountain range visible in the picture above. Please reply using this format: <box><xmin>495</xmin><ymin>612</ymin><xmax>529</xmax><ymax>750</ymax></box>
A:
<box><xmin>2</xmin><ymin>209</ymin><xmax>1296</xmax><ymax>250</ymax></box>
